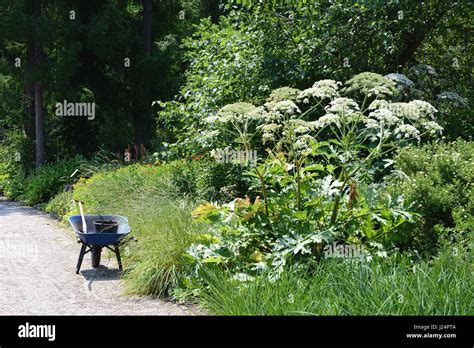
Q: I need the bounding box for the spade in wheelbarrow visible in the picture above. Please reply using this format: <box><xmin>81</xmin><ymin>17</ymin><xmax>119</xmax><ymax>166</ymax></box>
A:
<box><xmin>68</xmin><ymin>200</ymin><xmax>137</xmax><ymax>274</ymax></box>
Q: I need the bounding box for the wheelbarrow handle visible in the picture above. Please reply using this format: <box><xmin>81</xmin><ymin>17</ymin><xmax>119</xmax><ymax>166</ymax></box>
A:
<box><xmin>72</xmin><ymin>200</ymin><xmax>88</xmax><ymax>234</ymax></box>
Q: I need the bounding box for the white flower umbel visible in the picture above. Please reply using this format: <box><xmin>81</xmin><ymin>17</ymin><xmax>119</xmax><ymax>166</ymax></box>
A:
<box><xmin>368</xmin><ymin>85</ymin><xmax>395</xmax><ymax>97</ymax></box>
<box><xmin>422</xmin><ymin>120</ymin><xmax>443</xmax><ymax>135</ymax></box>
<box><xmin>389</xmin><ymin>99</ymin><xmax>439</xmax><ymax>122</ymax></box>
<box><xmin>247</xmin><ymin>106</ymin><xmax>273</xmax><ymax>122</ymax></box>
<box><xmin>214</xmin><ymin>102</ymin><xmax>257</xmax><ymax>123</ymax></box>
<box><xmin>364</xmin><ymin>117</ymin><xmax>380</xmax><ymax>129</ymax></box>
<box><xmin>298</xmin><ymin>79</ymin><xmax>341</xmax><ymax>101</ymax></box>
<box><xmin>325</xmin><ymin>97</ymin><xmax>360</xmax><ymax>116</ymax></box>
<box><xmin>294</xmin><ymin>125</ymin><xmax>311</xmax><ymax>134</ymax></box>
<box><xmin>394</xmin><ymin>124</ymin><xmax>420</xmax><ymax>140</ymax></box>
<box><xmin>313</xmin><ymin>79</ymin><xmax>341</xmax><ymax>90</ymax></box>
<box><xmin>287</xmin><ymin>119</ymin><xmax>312</xmax><ymax>134</ymax></box>
<box><xmin>260</xmin><ymin>123</ymin><xmax>281</xmax><ymax>132</ymax></box>
<box><xmin>368</xmin><ymin>99</ymin><xmax>390</xmax><ymax>110</ymax></box>
<box><xmin>388</xmin><ymin>102</ymin><xmax>417</xmax><ymax>120</ymax></box>
<box><xmin>408</xmin><ymin>100</ymin><xmax>438</xmax><ymax>120</ymax></box>
<box><xmin>368</xmin><ymin>109</ymin><xmax>400</xmax><ymax>125</ymax></box>
<box><xmin>259</xmin><ymin>123</ymin><xmax>281</xmax><ymax>143</ymax></box>
<box><xmin>271</xmin><ymin>100</ymin><xmax>301</xmax><ymax>119</ymax></box>
<box><xmin>316</xmin><ymin>113</ymin><xmax>341</xmax><ymax>128</ymax></box>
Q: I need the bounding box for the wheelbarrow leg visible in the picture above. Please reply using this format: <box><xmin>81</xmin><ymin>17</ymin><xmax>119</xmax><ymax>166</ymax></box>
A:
<box><xmin>115</xmin><ymin>245</ymin><xmax>123</xmax><ymax>271</ymax></box>
<box><xmin>76</xmin><ymin>244</ymin><xmax>87</xmax><ymax>274</ymax></box>
<box><xmin>91</xmin><ymin>246</ymin><xmax>102</xmax><ymax>268</ymax></box>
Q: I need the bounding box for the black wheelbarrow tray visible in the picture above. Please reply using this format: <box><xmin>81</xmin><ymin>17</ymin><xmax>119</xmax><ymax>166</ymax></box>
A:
<box><xmin>68</xmin><ymin>214</ymin><xmax>133</xmax><ymax>274</ymax></box>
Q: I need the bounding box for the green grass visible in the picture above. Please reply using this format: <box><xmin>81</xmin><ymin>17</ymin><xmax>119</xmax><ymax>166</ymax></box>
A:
<box><xmin>121</xmin><ymin>197</ymin><xmax>204</xmax><ymax>297</ymax></box>
<box><xmin>199</xmin><ymin>251</ymin><xmax>474</xmax><ymax>315</ymax></box>
<box><xmin>45</xmin><ymin>161</ymin><xmax>473</xmax><ymax>312</ymax></box>
<box><xmin>69</xmin><ymin>163</ymin><xmax>207</xmax><ymax>297</ymax></box>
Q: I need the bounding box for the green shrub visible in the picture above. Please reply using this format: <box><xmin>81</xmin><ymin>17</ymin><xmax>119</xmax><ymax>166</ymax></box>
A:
<box><xmin>1</xmin><ymin>170</ymin><xmax>26</xmax><ymax>198</ymax></box>
<box><xmin>200</xmin><ymin>249</ymin><xmax>473</xmax><ymax>315</ymax></box>
<box><xmin>0</xmin><ymin>172</ymin><xmax>8</xmax><ymax>194</ymax></box>
<box><xmin>14</xmin><ymin>156</ymin><xmax>85</xmax><ymax>205</ymax></box>
<box><xmin>0</xmin><ymin>148</ymin><xmax>119</xmax><ymax>200</ymax></box>
<box><xmin>0</xmin><ymin>143</ymin><xmax>25</xmax><ymax>197</ymax></box>
<box><xmin>393</xmin><ymin>140</ymin><xmax>474</xmax><ymax>254</ymax></box>
<box><xmin>168</xmin><ymin>158</ymin><xmax>251</xmax><ymax>203</ymax></box>
<box><xmin>45</xmin><ymin>191</ymin><xmax>73</xmax><ymax>218</ymax></box>
<box><xmin>0</xmin><ymin>133</ymin><xmax>35</xmax><ymax>195</ymax></box>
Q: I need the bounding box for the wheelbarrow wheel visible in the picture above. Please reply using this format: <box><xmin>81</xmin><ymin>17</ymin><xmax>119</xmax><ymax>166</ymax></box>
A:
<box><xmin>91</xmin><ymin>246</ymin><xmax>102</xmax><ymax>267</ymax></box>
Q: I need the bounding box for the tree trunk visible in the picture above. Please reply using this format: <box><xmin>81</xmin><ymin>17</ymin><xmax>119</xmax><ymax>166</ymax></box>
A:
<box><xmin>210</xmin><ymin>0</ymin><xmax>222</xmax><ymax>23</ymax></box>
<box><xmin>33</xmin><ymin>0</ymin><xmax>45</xmax><ymax>168</ymax></box>
<box><xmin>24</xmin><ymin>81</ymin><xmax>35</xmax><ymax>141</ymax></box>
<box><xmin>34</xmin><ymin>82</ymin><xmax>44</xmax><ymax>168</ymax></box>
<box><xmin>396</xmin><ymin>31</ymin><xmax>430</xmax><ymax>69</ymax></box>
<box><xmin>143</xmin><ymin>0</ymin><xmax>152</xmax><ymax>55</ymax></box>
<box><xmin>394</xmin><ymin>4</ymin><xmax>451</xmax><ymax>70</ymax></box>
<box><xmin>24</xmin><ymin>0</ymin><xmax>36</xmax><ymax>141</ymax></box>
<box><xmin>132</xmin><ymin>0</ymin><xmax>152</xmax><ymax>159</ymax></box>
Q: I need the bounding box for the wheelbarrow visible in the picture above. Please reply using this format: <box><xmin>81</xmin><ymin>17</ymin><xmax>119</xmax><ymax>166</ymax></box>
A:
<box><xmin>68</xmin><ymin>200</ymin><xmax>136</xmax><ymax>274</ymax></box>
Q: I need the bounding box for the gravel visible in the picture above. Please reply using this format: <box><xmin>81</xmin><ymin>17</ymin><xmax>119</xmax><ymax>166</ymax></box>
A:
<box><xmin>0</xmin><ymin>197</ymin><xmax>197</xmax><ymax>315</ymax></box>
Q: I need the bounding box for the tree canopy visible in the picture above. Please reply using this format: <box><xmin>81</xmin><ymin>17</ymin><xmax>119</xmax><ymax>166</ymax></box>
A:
<box><xmin>0</xmin><ymin>0</ymin><xmax>471</xmax><ymax>168</ymax></box>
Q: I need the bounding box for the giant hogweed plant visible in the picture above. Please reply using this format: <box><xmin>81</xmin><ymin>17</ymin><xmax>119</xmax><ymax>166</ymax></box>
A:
<box><xmin>185</xmin><ymin>72</ymin><xmax>442</xmax><ymax>278</ymax></box>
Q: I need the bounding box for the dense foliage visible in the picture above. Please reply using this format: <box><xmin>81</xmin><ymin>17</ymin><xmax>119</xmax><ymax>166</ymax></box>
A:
<box><xmin>185</xmin><ymin>72</ymin><xmax>447</xmax><ymax>280</ymax></box>
<box><xmin>0</xmin><ymin>0</ymin><xmax>472</xmax><ymax>315</ymax></box>
<box><xmin>158</xmin><ymin>0</ymin><xmax>472</xmax><ymax>158</ymax></box>
<box><xmin>392</xmin><ymin>140</ymin><xmax>474</xmax><ymax>254</ymax></box>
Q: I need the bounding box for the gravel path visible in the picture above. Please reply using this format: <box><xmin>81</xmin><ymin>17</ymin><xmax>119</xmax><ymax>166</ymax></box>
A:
<box><xmin>0</xmin><ymin>197</ymin><xmax>196</xmax><ymax>315</ymax></box>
